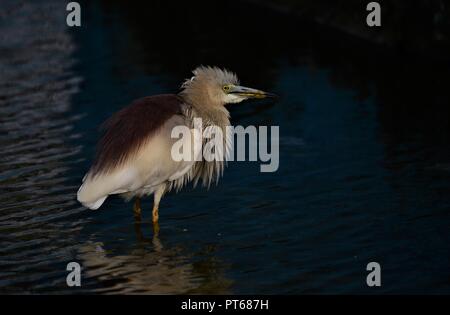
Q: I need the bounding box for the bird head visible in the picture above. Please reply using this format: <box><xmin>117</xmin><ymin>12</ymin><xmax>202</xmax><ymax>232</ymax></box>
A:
<box><xmin>180</xmin><ymin>66</ymin><xmax>276</xmax><ymax>109</ymax></box>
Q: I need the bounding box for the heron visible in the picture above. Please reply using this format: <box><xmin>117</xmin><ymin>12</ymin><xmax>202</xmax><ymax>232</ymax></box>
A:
<box><xmin>77</xmin><ymin>66</ymin><xmax>276</xmax><ymax>224</ymax></box>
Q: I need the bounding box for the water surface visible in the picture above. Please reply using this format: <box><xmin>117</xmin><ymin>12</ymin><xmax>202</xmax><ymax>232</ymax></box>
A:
<box><xmin>1</xmin><ymin>0</ymin><xmax>449</xmax><ymax>294</ymax></box>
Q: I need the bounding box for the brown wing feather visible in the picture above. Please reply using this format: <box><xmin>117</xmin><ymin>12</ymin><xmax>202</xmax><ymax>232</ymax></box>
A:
<box><xmin>91</xmin><ymin>94</ymin><xmax>184</xmax><ymax>175</ymax></box>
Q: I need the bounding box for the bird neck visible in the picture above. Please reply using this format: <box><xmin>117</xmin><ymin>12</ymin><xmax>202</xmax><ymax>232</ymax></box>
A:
<box><xmin>197</xmin><ymin>106</ymin><xmax>230</xmax><ymax>128</ymax></box>
<box><xmin>180</xmin><ymin>94</ymin><xmax>230</xmax><ymax>129</ymax></box>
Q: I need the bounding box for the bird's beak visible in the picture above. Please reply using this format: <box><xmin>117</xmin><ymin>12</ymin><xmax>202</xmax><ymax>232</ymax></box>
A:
<box><xmin>229</xmin><ymin>85</ymin><xmax>278</xmax><ymax>99</ymax></box>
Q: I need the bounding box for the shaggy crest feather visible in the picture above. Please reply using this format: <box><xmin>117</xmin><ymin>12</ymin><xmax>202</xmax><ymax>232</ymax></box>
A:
<box><xmin>180</xmin><ymin>66</ymin><xmax>239</xmax><ymax>111</ymax></box>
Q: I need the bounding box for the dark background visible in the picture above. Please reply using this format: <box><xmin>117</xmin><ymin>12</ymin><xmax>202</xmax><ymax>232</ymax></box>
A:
<box><xmin>0</xmin><ymin>0</ymin><xmax>449</xmax><ymax>294</ymax></box>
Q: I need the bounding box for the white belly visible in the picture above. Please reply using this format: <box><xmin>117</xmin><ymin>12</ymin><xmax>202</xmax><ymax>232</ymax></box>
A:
<box><xmin>77</xmin><ymin>115</ymin><xmax>202</xmax><ymax>208</ymax></box>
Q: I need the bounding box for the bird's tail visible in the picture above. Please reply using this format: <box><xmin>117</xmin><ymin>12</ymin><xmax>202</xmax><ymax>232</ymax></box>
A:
<box><xmin>77</xmin><ymin>173</ymin><xmax>108</xmax><ymax>210</ymax></box>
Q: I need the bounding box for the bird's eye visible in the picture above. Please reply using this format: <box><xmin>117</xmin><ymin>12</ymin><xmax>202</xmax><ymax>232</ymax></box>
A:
<box><xmin>223</xmin><ymin>85</ymin><xmax>231</xmax><ymax>93</ymax></box>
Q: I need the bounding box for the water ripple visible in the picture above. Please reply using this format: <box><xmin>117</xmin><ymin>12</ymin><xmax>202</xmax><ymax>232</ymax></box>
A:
<box><xmin>0</xmin><ymin>0</ymin><xmax>86</xmax><ymax>293</ymax></box>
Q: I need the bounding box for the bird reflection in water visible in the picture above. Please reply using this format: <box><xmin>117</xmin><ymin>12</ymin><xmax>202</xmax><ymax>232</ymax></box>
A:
<box><xmin>77</xmin><ymin>215</ymin><xmax>232</xmax><ymax>294</ymax></box>
<box><xmin>133</xmin><ymin>209</ymin><xmax>162</xmax><ymax>252</ymax></box>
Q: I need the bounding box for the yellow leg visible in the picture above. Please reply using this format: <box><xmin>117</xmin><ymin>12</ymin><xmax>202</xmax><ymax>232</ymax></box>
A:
<box><xmin>152</xmin><ymin>204</ymin><xmax>159</xmax><ymax>223</ymax></box>
<box><xmin>133</xmin><ymin>197</ymin><xmax>142</xmax><ymax>221</ymax></box>
<box><xmin>152</xmin><ymin>203</ymin><xmax>160</xmax><ymax>236</ymax></box>
<box><xmin>152</xmin><ymin>183</ymin><xmax>166</xmax><ymax>224</ymax></box>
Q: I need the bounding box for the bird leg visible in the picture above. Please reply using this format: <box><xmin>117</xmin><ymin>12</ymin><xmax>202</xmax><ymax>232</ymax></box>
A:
<box><xmin>152</xmin><ymin>204</ymin><xmax>159</xmax><ymax>223</ymax></box>
<box><xmin>152</xmin><ymin>203</ymin><xmax>160</xmax><ymax>235</ymax></box>
<box><xmin>152</xmin><ymin>184</ymin><xmax>166</xmax><ymax>224</ymax></box>
<box><xmin>133</xmin><ymin>197</ymin><xmax>142</xmax><ymax>221</ymax></box>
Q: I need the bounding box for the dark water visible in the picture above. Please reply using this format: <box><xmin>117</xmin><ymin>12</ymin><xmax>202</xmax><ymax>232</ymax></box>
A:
<box><xmin>1</xmin><ymin>0</ymin><xmax>450</xmax><ymax>294</ymax></box>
